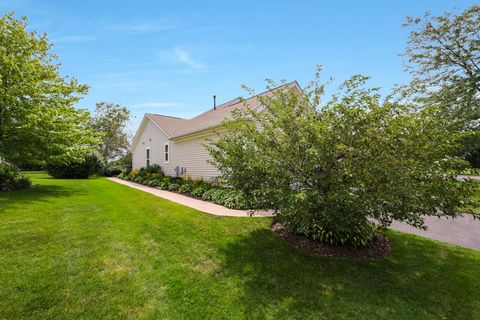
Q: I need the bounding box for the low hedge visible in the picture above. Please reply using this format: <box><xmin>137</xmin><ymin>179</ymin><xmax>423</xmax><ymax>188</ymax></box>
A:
<box><xmin>46</xmin><ymin>150</ymin><xmax>104</xmax><ymax>179</ymax></box>
<box><xmin>101</xmin><ymin>165</ymin><xmax>124</xmax><ymax>177</ymax></box>
<box><xmin>0</xmin><ymin>163</ymin><xmax>31</xmax><ymax>191</ymax></box>
<box><xmin>118</xmin><ymin>167</ymin><xmax>253</xmax><ymax>209</ymax></box>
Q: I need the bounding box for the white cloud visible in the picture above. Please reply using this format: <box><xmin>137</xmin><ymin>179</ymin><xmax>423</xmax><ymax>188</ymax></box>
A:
<box><xmin>133</xmin><ymin>102</ymin><xmax>181</xmax><ymax>108</ymax></box>
<box><xmin>171</xmin><ymin>47</ymin><xmax>206</xmax><ymax>69</ymax></box>
<box><xmin>52</xmin><ymin>35</ymin><xmax>99</xmax><ymax>44</ymax></box>
<box><xmin>108</xmin><ymin>18</ymin><xmax>176</xmax><ymax>33</ymax></box>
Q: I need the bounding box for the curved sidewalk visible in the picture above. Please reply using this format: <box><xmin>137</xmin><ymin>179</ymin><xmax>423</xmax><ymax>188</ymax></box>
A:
<box><xmin>108</xmin><ymin>178</ymin><xmax>273</xmax><ymax>217</ymax></box>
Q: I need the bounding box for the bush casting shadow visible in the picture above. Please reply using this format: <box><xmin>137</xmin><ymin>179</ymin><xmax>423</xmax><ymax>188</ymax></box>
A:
<box><xmin>217</xmin><ymin>228</ymin><xmax>480</xmax><ymax>319</ymax></box>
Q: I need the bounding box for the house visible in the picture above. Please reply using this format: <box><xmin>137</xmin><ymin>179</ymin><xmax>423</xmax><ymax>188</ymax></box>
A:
<box><xmin>131</xmin><ymin>81</ymin><xmax>302</xmax><ymax>180</ymax></box>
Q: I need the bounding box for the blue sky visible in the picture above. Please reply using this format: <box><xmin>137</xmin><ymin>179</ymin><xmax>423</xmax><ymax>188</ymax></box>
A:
<box><xmin>2</xmin><ymin>0</ymin><xmax>477</xmax><ymax>132</ymax></box>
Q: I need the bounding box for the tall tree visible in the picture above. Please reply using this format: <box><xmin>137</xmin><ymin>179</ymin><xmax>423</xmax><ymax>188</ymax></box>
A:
<box><xmin>208</xmin><ymin>75</ymin><xmax>477</xmax><ymax>247</ymax></box>
<box><xmin>91</xmin><ymin>102</ymin><xmax>131</xmax><ymax>162</ymax></box>
<box><xmin>0</xmin><ymin>13</ymin><xmax>98</xmax><ymax>164</ymax></box>
<box><xmin>402</xmin><ymin>6</ymin><xmax>480</xmax><ymax>127</ymax></box>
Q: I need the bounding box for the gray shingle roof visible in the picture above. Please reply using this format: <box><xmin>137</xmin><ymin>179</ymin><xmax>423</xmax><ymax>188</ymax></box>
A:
<box><xmin>146</xmin><ymin>81</ymin><xmax>300</xmax><ymax>139</ymax></box>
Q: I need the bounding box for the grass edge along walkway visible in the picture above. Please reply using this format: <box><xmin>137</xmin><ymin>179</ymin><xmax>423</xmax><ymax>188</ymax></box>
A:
<box><xmin>0</xmin><ymin>172</ymin><xmax>479</xmax><ymax>319</ymax></box>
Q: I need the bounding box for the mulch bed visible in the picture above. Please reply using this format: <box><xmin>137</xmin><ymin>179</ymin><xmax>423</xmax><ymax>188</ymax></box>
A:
<box><xmin>272</xmin><ymin>222</ymin><xmax>391</xmax><ymax>260</ymax></box>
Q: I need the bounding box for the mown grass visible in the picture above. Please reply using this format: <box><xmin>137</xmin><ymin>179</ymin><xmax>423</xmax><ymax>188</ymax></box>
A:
<box><xmin>471</xmin><ymin>186</ymin><xmax>480</xmax><ymax>214</ymax></box>
<box><xmin>0</xmin><ymin>172</ymin><xmax>479</xmax><ymax>319</ymax></box>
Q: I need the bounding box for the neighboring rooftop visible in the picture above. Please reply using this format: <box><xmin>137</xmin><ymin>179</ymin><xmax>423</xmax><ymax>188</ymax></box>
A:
<box><xmin>144</xmin><ymin>81</ymin><xmax>301</xmax><ymax>139</ymax></box>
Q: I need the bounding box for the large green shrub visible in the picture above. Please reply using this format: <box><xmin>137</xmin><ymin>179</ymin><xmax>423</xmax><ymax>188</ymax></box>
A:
<box><xmin>0</xmin><ymin>163</ymin><xmax>31</xmax><ymax>191</ymax></box>
<box><xmin>208</xmin><ymin>74</ymin><xmax>478</xmax><ymax>247</ymax></box>
<box><xmin>46</xmin><ymin>149</ymin><xmax>104</xmax><ymax>179</ymax></box>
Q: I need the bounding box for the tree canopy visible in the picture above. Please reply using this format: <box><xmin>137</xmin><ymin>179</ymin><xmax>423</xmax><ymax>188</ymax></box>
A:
<box><xmin>402</xmin><ymin>5</ymin><xmax>480</xmax><ymax>128</ymax></box>
<box><xmin>208</xmin><ymin>73</ymin><xmax>478</xmax><ymax>247</ymax></box>
<box><xmin>0</xmin><ymin>12</ymin><xmax>98</xmax><ymax>164</ymax></box>
<box><xmin>90</xmin><ymin>102</ymin><xmax>131</xmax><ymax>162</ymax></box>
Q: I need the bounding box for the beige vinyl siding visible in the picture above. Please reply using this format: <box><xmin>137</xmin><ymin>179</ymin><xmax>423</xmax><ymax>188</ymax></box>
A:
<box><xmin>132</xmin><ymin>118</ymin><xmax>223</xmax><ymax>179</ymax></box>
<box><xmin>132</xmin><ymin>119</ymin><xmax>177</xmax><ymax>176</ymax></box>
<box><xmin>172</xmin><ymin>132</ymin><xmax>220</xmax><ymax>180</ymax></box>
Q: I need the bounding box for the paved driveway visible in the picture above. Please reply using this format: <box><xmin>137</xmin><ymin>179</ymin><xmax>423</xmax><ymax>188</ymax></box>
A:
<box><xmin>390</xmin><ymin>214</ymin><xmax>480</xmax><ymax>250</ymax></box>
<box><xmin>389</xmin><ymin>175</ymin><xmax>479</xmax><ymax>250</ymax></box>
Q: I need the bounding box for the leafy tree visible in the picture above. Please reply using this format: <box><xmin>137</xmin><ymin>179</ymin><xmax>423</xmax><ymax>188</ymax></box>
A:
<box><xmin>0</xmin><ymin>13</ymin><xmax>98</xmax><ymax>164</ymax></box>
<box><xmin>91</xmin><ymin>102</ymin><xmax>131</xmax><ymax>162</ymax></box>
<box><xmin>46</xmin><ymin>147</ymin><xmax>104</xmax><ymax>179</ymax></box>
<box><xmin>402</xmin><ymin>6</ymin><xmax>480</xmax><ymax>123</ymax></box>
<box><xmin>402</xmin><ymin>6</ymin><xmax>480</xmax><ymax>166</ymax></box>
<box><xmin>112</xmin><ymin>152</ymin><xmax>132</xmax><ymax>168</ymax></box>
<box><xmin>208</xmin><ymin>74</ymin><xmax>478</xmax><ymax>247</ymax></box>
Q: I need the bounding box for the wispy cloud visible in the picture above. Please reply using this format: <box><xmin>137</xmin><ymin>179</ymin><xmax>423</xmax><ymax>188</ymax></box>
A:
<box><xmin>133</xmin><ymin>102</ymin><xmax>181</xmax><ymax>108</ymax></box>
<box><xmin>168</xmin><ymin>47</ymin><xmax>206</xmax><ymax>69</ymax></box>
<box><xmin>108</xmin><ymin>18</ymin><xmax>177</xmax><ymax>34</ymax></box>
<box><xmin>52</xmin><ymin>34</ymin><xmax>99</xmax><ymax>44</ymax></box>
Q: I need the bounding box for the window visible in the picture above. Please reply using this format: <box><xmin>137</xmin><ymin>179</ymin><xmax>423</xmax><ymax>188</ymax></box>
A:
<box><xmin>146</xmin><ymin>148</ymin><xmax>150</xmax><ymax>167</ymax></box>
<box><xmin>164</xmin><ymin>142</ymin><xmax>169</xmax><ymax>163</ymax></box>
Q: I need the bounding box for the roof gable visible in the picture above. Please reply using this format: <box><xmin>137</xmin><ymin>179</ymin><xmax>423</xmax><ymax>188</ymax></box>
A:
<box><xmin>135</xmin><ymin>81</ymin><xmax>302</xmax><ymax>142</ymax></box>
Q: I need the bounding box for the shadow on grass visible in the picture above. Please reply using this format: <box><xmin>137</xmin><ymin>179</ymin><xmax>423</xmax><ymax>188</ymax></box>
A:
<box><xmin>0</xmin><ymin>184</ymin><xmax>85</xmax><ymax>210</ymax></box>
<box><xmin>217</xmin><ymin>229</ymin><xmax>480</xmax><ymax>319</ymax></box>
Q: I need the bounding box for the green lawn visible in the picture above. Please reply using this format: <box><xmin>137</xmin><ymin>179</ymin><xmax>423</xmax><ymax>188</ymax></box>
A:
<box><xmin>471</xmin><ymin>186</ymin><xmax>480</xmax><ymax>214</ymax></box>
<box><xmin>1</xmin><ymin>173</ymin><xmax>479</xmax><ymax>319</ymax></box>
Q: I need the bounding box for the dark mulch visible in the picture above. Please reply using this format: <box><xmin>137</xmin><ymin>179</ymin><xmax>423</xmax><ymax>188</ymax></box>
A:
<box><xmin>272</xmin><ymin>222</ymin><xmax>391</xmax><ymax>260</ymax></box>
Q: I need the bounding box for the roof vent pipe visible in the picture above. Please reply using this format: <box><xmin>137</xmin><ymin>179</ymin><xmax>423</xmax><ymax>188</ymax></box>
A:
<box><xmin>213</xmin><ymin>95</ymin><xmax>216</xmax><ymax>110</ymax></box>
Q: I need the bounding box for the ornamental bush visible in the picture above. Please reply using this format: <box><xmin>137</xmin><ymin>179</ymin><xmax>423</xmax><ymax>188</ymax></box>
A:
<box><xmin>208</xmin><ymin>74</ymin><xmax>479</xmax><ymax>247</ymax></box>
<box><xmin>0</xmin><ymin>163</ymin><xmax>31</xmax><ymax>191</ymax></box>
<box><xmin>117</xmin><ymin>166</ymin><xmax>254</xmax><ymax>209</ymax></box>
<box><xmin>217</xmin><ymin>189</ymin><xmax>252</xmax><ymax>209</ymax></box>
<box><xmin>142</xmin><ymin>164</ymin><xmax>163</xmax><ymax>175</ymax></box>
<box><xmin>101</xmin><ymin>164</ymin><xmax>124</xmax><ymax>177</ymax></box>
<box><xmin>191</xmin><ymin>184</ymin><xmax>212</xmax><ymax>198</ymax></box>
<box><xmin>46</xmin><ymin>149</ymin><xmax>104</xmax><ymax>179</ymax></box>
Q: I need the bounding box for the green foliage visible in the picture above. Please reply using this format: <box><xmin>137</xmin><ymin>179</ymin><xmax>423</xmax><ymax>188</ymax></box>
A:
<box><xmin>217</xmin><ymin>189</ymin><xmax>252</xmax><ymax>210</ymax></box>
<box><xmin>178</xmin><ymin>180</ymin><xmax>194</xmax><ymax>193</ymax></box>
<box><xmin>112</xmin><ymin>152</ymin><xmax>132</xmax><ymax>171</ymax></box>
<box><xmin>117</xmin><ymin>167</ymin><xmax>252</xmax><ymax>209</ymax></box>
<box><xmin>91</xmin><ymin>102</ymin><xmax>131</xmax><ymax>161</ymax></box>
<box><xmin>101</xmin><ymin>164</ymin><xmax>124</xmax><ymax>177</ymax></box>
<box><xmin>201</xmin><ymin>188</ymin><xmax>225</xmax><ymax>202</ymax></box>
<box><xmin>121</xmin><ymin>166</ymin><xmax>166</xmax><ymax>187</ymax></box>
<box><xmin>167</xmin><ymin>182</ymin><xmax>180</xmax><ymax>191</ymax></box>
<box><xmin>0</xmin><ymin>163</ymin><xmax>31</xmax><ymax>191</ymax></box>
<box><xmin>201</xmin><ymin>187</ymin><xmax>251</xmax><ymax>209</ymax></box>
<box><xmin>402</xmin><ymin>6</ymin><xmax>480</xmax><ymax>167</ymax></box>
<box><xmin>142</xmin><ymin>164</ymin><xmax>163</xmax><ymax>175</ymax></box>
<box><xmin>191</xmin><ymin>184</ymin><xmax>212</xmax><ymax>198</ymax></box>
<box><xmin>46</xmin><ymin>148</ymin><xmax>104</xmax><ymax>179</ymax></box>
<box><xmin>0</xmin><ymin>13</ymin><xmax>99</xmax><ymax>164</ymax></box>
<box><xmin>463</xmin><ymin>134</ymin><xmax>480</xmax><ymax>168</ymax></box>
<box><xmin>208</xmin><ymin>72</ymin><xmax>478</xmax><ymax>247</ymax></box>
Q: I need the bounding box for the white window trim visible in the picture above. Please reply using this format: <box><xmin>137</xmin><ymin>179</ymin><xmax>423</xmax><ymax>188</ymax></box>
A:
<box><xmin>164</xmin><ymin>142</ymin><xmax>170</xmax><ymax>164</ymax></box>
<box><xmin>146</xmin><ymin>147</ymin><xmax>151</xmax><ymax>167</ymax></box>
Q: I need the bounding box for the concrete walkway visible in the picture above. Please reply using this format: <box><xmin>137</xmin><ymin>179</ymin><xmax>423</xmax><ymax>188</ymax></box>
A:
<box><xmin>108</xmin><ymin>178</ymin><xmax>272</xmax><ymax>217</ymax></box>
<box><xmin>108</xmin><ymin>178</ymin><xmax>480</xmax><ymax>250</ymax></box>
